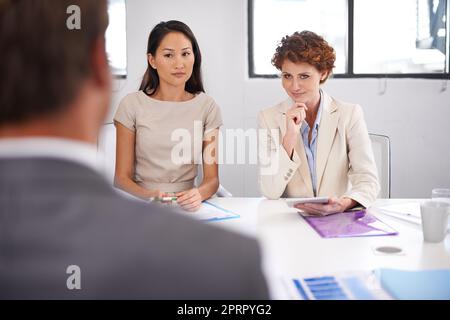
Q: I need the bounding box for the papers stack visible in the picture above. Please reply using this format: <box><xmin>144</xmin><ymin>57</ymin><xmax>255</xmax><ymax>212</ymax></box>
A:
<box><xmin>377</xmin><ymin>202</ymin><xmax>450</xmax><ymax>228</ymax></box>
<box><xmin>286</xmin><ymin>268</ymin><xmax>450</xmax><ymax>300</ymax></box>
<box><xmin>377</xmin><ymin>202</ymin><xmax>422</xmax><ymax>224</ymax></box>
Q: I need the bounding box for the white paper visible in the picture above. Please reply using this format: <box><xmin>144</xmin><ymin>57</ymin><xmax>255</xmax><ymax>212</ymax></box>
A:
<box><xmin>175</xmin><ymin>202</ymin><xmax>239</xmax><ymax>221</ymax></box>
<box><xmin>377</xmin><ymin>202</ymin><xmax>422</xmax><ymax>225</ymax></box>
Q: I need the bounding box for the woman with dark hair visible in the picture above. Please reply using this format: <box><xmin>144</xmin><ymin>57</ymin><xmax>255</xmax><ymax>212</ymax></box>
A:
<box><xmin>258</xmin><ymin>30</ymin><xmax>380</xmax><ymax>215</ymax></box>
<box><xmin>114</xmin><ymin>20</ymin><xmax>222</xmax><ymax>211</ymax></box>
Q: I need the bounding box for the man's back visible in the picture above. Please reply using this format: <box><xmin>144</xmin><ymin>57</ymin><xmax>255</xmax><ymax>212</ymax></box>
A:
<box><xmin>0</xmin><ymin>158</ymin><xmax>269</xmax><ymax>299</ymax></box>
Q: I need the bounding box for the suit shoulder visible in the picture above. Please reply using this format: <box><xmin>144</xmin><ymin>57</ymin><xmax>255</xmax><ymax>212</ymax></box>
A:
<box><xmin>259</xmin><ymin>100</ymin><xmax>287</xmax><ymax>116</ymax></box>
<box><xmin>105</xmin><ymin>194</ymin><xmax>258</xmax><ymax>250</ymax></box>
<box><xmin>331</xmin><ymin>96</ymin><xmax>359</xmax><ymax>109</ymax></box>
<box><xmin>331</xmin><ymin>97</ymin><xmax>362</xmax><ymax>116</ymax></box>
<box><xmin>258</xmin><ymin>100</ymin><xmax>288</xmax><ymax>128</ymax></box>
<box><xmin>105</xmin><ymin>196</ymin><xmax>266</xmax><ymax>296</ymax></box>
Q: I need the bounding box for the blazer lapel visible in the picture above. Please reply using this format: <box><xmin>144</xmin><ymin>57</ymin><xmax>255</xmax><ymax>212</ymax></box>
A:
<box><xmin>294</xmin><ymin>132</ymin><xmax>314</xmax><ymax>194</ymax></box>
<box><xmin>277</xmin><ymin>100</ymin><xmax>313</xmax><ymax>193</ymax></box>
<box><xmin>316</xmin><ymin>93</ymin><xmax>339</xmax><ymax>193</ymax></box>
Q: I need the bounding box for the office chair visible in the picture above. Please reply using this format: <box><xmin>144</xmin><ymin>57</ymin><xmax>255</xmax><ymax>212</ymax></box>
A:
<box><xmin>369</xmin><ymin>133</ymin><xmax>391</xmax><ymax>198</ymax></box>
<box><xmin>195</xmin><ymin>165</ymin><xmax>232</xmax><ymax>197</ymax></box>
<box><xmin>97</xmin><ymin>123</ymin><xmax>233</xmax><ymax>197</ymax></box>
<box><xmin>216</xmin><ymin>183</ymin><xmax>233</xmax><ymax>197</ymax></box>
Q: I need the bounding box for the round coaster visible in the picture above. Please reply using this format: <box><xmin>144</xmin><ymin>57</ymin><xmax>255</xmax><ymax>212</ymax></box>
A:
<box><xmin>375</xmin><ymin>246</ymin><xmax>403</xmax><ymax>254</ymax></box>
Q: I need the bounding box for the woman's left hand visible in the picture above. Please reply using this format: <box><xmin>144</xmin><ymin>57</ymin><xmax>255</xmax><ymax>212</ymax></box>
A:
<box><xmin>176</xmin><ymin>188</ymin><xmax>202</xmax><ymax>212</ymax></box>
<box><xmin>294</xmin><ymin>197</ymin><xmax>356</xmax><ymax>216</ymax></box>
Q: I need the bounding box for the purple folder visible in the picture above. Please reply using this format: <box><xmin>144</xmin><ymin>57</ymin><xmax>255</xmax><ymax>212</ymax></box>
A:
<box><xmin>302</xmin><ymin>210</ymin><xmax>398</xmax><ymax>238</ymax></box>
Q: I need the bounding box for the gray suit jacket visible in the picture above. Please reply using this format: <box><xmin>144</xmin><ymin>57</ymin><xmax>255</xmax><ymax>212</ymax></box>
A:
<box><xmin>0</xmin><ymin>158</ymin><xmax>269</xmax><ymax>299</ymax></box>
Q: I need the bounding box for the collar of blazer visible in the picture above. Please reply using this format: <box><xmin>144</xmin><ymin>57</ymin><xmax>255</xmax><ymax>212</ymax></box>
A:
<box><xmin>277</xmin><ymin>90</ymin><xmax>339</xmax><ymax>195</ymax></box>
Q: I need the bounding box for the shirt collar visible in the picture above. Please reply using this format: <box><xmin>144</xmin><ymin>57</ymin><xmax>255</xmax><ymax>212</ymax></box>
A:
<box><xmin>301</xmin><ymin>89</ymin><xmax>324</xmax><ymax>134</ymax></box>
<box><xmin>0</xmin><ymin>137</ymin><xmax>103</xmax><ymax>173</ymax></box>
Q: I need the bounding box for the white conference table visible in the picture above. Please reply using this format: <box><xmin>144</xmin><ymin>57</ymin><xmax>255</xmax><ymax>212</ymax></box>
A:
<box><xmin>205</xmin><ymin>197</ymin><xmax>450</xmax><ymax>283</ymax></box>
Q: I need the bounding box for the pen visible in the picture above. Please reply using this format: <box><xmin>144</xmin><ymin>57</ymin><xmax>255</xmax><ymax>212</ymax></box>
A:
<box><xmin>148</xmin><ymin>196</ymin><xmax>178</xmax><ymax>203</ymax></box>
<box><xmin>160</xmin><ymin>196</ymin><xmax>178</xmax><ymax>202</ymax></box>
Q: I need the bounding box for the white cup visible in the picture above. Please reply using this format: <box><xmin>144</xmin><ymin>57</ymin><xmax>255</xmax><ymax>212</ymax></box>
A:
<box><xmin>432</xmin><ymin>188</ymin><xmax>450</xmax><ymax>204</ymax></box>
<box><xmin>420</xmin><ymin>201</ymin><xmax>450</xmax><ymax>243</ymax></box>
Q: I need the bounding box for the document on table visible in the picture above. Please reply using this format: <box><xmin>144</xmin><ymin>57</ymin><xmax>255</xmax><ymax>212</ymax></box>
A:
<box><xmin>285</xmin><ymin>268</ymin><xmax>450</xmax><ymax>300</ymax></box>
<box><xmin>302</xmin><ymin>210</ymin><xmax>398</xmax><ymax>238</ymax></box>
<box><xmin>377</xmin><ymin>202</ymin><xmax>450</xmax><ymax>228</ymax></box>
<box><xmin>376</xmin><ymin>202</ymin><xmax>421</xmax><ymax>224</ymax></box>
<box><xmin>176</xmin><ymin>201</ymin><xmax>240</xmax><ymax>222</ymax></box>
<box><xmin>284</xmin><ymin>270</ymin><xmax>392</xmax><ymax>300</ymax></box>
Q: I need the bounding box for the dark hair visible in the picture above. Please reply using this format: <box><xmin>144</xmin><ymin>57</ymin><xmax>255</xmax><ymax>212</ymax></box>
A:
<box><xmin>0</xmin><ymin>0</ymin><xmax>108</xmax><ymax>125</ymax></box>
<box><xmin>272</xmin><ymin>31</ymin><xmax>336</xmax><ymax>84</ymax></box>
<box><xmin>139</xmin><ymin>20</ymin><xmax>204</xmax><ymax>95</ymax></box>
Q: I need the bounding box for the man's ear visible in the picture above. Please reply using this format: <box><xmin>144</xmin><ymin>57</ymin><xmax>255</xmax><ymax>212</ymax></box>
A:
<box><xmin>91</xmin><ymin>37</ymin><xmax>111</xmax><ymax>88</ymax></box>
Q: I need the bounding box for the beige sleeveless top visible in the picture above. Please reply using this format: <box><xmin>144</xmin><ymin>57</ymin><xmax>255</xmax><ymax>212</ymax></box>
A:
<box><xmin>114</xmin><ymin>91</ymin><xmax>223</xmax><ymax>193</ymax></box>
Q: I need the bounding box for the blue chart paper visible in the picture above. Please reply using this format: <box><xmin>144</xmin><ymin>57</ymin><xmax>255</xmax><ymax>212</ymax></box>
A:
<box><xmin>290</xmin><ymin>271</ymin><xmax>389</xmax><ymax>300</ymax></box>
<box><xmin>290</xmin><ymin>269</ymin><xmax>450</xmax><ymax>300</ymax></box>
<box><xmin>293</xmin><ymin>276</ymin><xmax>349</xmax><ymax>300</ymax></box>
<box><xmin>377</xmin><ymin>268</ymin><xmax>450</xmax><ymax>300</ymax></box>
<box><xmin>182</xmin><ymin>201</ymin><xmax>240</xmax><ymax>222</ymax></box>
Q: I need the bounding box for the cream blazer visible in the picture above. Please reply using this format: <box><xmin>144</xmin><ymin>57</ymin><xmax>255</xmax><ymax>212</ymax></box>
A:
<box><xmin>257</xmin><ymin>91</ymin><xmax>380</xmax><ymax>208</ymax></box>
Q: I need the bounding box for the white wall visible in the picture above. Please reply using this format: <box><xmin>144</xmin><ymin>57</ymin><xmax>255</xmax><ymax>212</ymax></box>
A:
<box><xmin>109</xmin><ymin>0</ymin><xmax>450</xmax><ymax>198</ymax></box>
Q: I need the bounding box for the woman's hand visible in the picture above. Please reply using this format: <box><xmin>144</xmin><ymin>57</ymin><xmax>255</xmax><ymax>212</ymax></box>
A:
<box><xmin>294</xmin><ymin>197</ymin><xmax>357</xmax><ymax>216</ymax></box>
<box><xmin>285</xmin><ymin>102</ymin><xmax>308</xmax><ymax>133</ymax></box>
<box><xmin>176</xmin><ymin>188</ymin><xmax>202</xmax><ymax>212</ymax></box>
<box><xmin>282</xmin><ymin>102</ymin><xmax>308</xmax><ymax>157</ymax></box>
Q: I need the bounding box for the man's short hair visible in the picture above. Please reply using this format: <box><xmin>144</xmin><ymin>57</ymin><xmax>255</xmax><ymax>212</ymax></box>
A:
<box><xmin>0</xmin><ymin>0</ymin><xmax>108</xmax><ymax>125</ymax></box>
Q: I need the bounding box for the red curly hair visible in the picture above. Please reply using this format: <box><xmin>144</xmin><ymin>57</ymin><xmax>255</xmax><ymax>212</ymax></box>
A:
<box><xmin>272</xmin><ymin>31</ymin><xmax>336</xmax><ymax>84</ymax></box>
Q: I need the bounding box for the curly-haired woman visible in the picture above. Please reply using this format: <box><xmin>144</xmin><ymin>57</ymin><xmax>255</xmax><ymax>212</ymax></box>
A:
<box><xmin>258</xmin><ymin>31</ymin><xmax>380</xmax><ymax>215</ymax></box>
